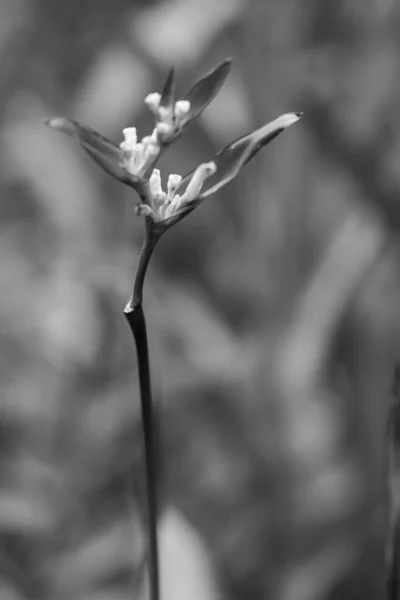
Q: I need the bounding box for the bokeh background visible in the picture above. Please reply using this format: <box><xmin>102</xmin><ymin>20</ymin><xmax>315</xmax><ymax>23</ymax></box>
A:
<box><xmin>2</xmin><ymin>0</ymin><xmax>400</xmax><ymax>598</ymax></box>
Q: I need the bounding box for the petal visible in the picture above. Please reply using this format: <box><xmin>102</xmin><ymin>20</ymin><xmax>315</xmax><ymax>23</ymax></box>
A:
<box><xmin>44</xmin><ymin>117</ymin><xmax>131</xmax><ymax>184</ymax></box>
<box><xmin>144</xmin><ymin>93</ymin><xmax>161</xmax><ymax>113</ymax></box>
<box><xmin>177</xmin><ymin>112</ymin><xmax>302</xmax><ymax>200</ymax></box>
<box><xmin>180</xmin><ymin>162</ymin><xmax>216</xmax><ymax>204</ymax></box>
<box><xmin>159</xmin><ymin>67</ymin><xmax>176</xmax><ymax>109</ymax></box>
<box><xmin>183</xmin><ymin>58</ymin><xmax>231</xmax><ymax>121</ymax></box>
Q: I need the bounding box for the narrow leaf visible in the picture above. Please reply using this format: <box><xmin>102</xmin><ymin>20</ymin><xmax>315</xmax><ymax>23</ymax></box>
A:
<box><xmin>159</xmin><ymin>67</ymin><xmax>175</xmax><ymax>109</ymax></box>
<box><xmin>242</xmin><ymin>112</ymin><xmax>304</xmax><ymax>167</ymax></box>
<box><xmin>183</xmin><ymin>58</ymin><xmax>232</xmax><ymax>121</ymax></box>
<box><xmin>44</xmin><ymin>117</ymin><xmax>130</xmax><ymax>183</ymax></box>
<box><xmin>177</xmin><ymin>112</ymin><xmax>302</xmax><ymax>200</ymax></box>
<box><xmin>153</xmin><ymin>113</ymin><xmax>302</xmax><ymax>231</ymax></box>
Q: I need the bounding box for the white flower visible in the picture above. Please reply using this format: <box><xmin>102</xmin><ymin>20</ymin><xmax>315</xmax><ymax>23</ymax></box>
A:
<box><xmin>136</xmin><ymin>162</ymin><xmax>217</xmax><ymax>223</ymax></box>
<box><xmin>144</xmin><ymin>93</ymin><xmax>162</xmax><ymax>112</ymax></box>
<box><xmin>120</xmin><ymin>127</ymin><xmax>160</xmax><ymax>179</ymax></box>
<box><xmin>174</xmin><ymin>100</ymin><xmax>190</xmax><ymax>118</ymax></box>
<box><xmin>144</xmin><ymin>93</ymin><xmax>192</xmax><ymax>142</ymax></box>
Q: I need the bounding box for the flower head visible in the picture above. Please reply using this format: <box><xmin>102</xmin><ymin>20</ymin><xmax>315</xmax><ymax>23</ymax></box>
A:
<box><xmin>143</xmin><ymin>59</ymin><xmax>231</xmax><ymax>144</ymax></box>
<box><xmin>119</xmin><ymin>126</ymin><xmax>159</xmax><ymax>179</ymax></box>
<box><xmin>136</xmin><ymin>162</ymin><xmax>217</xmax><ymax>223</ymax></box>
<box><xmin>144</xmin><ymin>92</ymin><xmax>191</xmax><ymax>142</ymax></box>
<box><xmin>45</xmin><ymin>59</ymin><xmax>302</xmax><ymax>234</ymax></box>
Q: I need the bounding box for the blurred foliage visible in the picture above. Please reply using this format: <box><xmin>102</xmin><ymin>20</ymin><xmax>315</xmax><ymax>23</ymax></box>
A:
<box><xmin>2</xmin><ymin>0</ymin><xmax>400</xmax><ymax>599</ymax></box>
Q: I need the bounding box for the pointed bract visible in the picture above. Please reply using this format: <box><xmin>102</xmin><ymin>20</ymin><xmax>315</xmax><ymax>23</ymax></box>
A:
<box><xmin>142</xmin><ymin>59</ymin><xmax>232</xmax><ymax>145</ymax></box>
<box><xmin>176</xmin><ymin>112</ymin><xmax>302</xmax><ymax>201</ymax></box>
<box><xmin>159</xmin><ymin>67</ymin><xmax>175</xmax><ymax>109</ymax></box>
<box><xmin>44</xmin><ymin>83</ymin><xmax>302</xmax><ymax>235</ymax></box>
<box><xmin>242</xmin><ymin>112</ymin><xmax>303</xmax><ymax>168</ymax></box>
<box><xmin>183</xmin><ymin>58</ymin><xmax>231</xmax><ymax>122</ymax></box>
<box><xmin>45</xmin><ymin>117</ymin><xmax>130</xmax><ymax>184</ymax></box>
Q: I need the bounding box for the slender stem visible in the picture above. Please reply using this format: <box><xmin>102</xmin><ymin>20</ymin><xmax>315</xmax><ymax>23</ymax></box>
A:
<box><xmin>124</xmin><ymin>223</ymin><xmax>161</xmax><ymax>600</ymax></box>
<box><xmin>387</xmin><ymin>368</ymin><xmax>400</xmax><ymax>599</ymax></box>
<box><xmin>129</xmin><ymin>224</ymin><xmax>160</xmax><ymax>311</ymax></box>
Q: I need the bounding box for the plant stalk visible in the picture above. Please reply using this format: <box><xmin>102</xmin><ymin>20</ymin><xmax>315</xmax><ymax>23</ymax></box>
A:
<box><xmin>124</xmin><ymin>223</ymin><xmax>161</xmax><ymax>600</ymax></box>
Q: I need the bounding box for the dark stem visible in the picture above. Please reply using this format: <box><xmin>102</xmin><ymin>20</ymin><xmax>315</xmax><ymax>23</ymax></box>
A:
<box><xmin>387</xmin><ymin>367</ymin><xmax>400</xmax><ymax>600</ymax></box>
<box><xmin>124</xmin><ymin>222</ymin><xmax>161</xmax><ymax>600</ymax></box>
<box><xmin>128</xmin><ymin>223</ymin><xmax>160</xmax><ymax>311</ymax></box>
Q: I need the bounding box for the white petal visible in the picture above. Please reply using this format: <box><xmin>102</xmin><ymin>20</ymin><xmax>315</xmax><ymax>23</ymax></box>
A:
<box><xmin>150</xmin><ymin>169</ymin><xmax>163</xmax><ymax>196</ymax></box>
<box><xmin>175</xmin><ymin>100</ymin><xmax>191</xmax><ymax>118</ymax></box>
<box><xmin>167</xmin><ymin>173</ymin><xmax>182</xmax><ymax>192</ymax></box>
<box><xmin>180</xmin><ymin>162</ymin><xmax>216</xmax><ymax>204</ymax></box>
<box><xmin>133</xmin><ymin>142</ymin><xmax>144</xmax><ymax>166</ymax></box>
<box><xmin>144</xmin><ymin>92</ymin><xmax>161</xmax><ymax>112</ymax></box>
<box><xmin>122</xmin><ymin>127</ymin><xmax>137</xmax><ymax>147</ymax></box>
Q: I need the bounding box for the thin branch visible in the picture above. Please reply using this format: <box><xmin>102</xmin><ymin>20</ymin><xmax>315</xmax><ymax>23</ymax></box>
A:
<box><xmin>387</xmin><ymin>368</ymin><xmax>400</xmax><ymax>600</ymax></box>
<box><xmin>124</xmin><ymin>222</ymin><xmax>161</xmax><ymax>600</ymax></box>
<box><xmin>129</xmin><ymin>222</ymin><xmax>160</xmax><ymax>311</ymax></box>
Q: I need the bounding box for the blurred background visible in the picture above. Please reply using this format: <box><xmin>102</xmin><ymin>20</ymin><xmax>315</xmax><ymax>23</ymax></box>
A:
<box><xmin>2</xmin><ymin>0</ymin><xmax>400</xmax><ymax>598</ymax></box>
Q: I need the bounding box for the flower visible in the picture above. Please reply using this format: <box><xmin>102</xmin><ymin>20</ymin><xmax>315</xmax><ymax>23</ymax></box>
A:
<box><xmin>142</xmin><ymin>59</ymin><xmax>231</xmax><ymax>144</ymax></box>
<box><xmin>144</xmin><ymin>92</ymin><xmax>191</xmax><ymax>142</ymax></box>
<box><xmin>136</xmin><ymin>162</ymin><xmax>217</xmax><ymax>222</ymax></box>
<box><xmin>45</xmin><ymin>59</ymin><xmax>302</xmax><ymax>233</ymax></box>
<box><xmin>120</xmin><ymin>126</ymin><xmax>160</xmax><ymax>180</ymax></box>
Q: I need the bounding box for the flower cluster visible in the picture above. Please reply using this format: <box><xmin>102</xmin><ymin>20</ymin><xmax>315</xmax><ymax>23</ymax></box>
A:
<box><xmin>137</xmin><ymin>162</ymin><xmax>217</xmax><ymax>222</ymax></box>
<box><xmin>45</xmin><ymin>59</ymin><xmax>302</xmax><ymax>233</ymax></box>
<box><xmin>119</xmin><ymin>126</ymin><xmax>160</xmax><ymax>180</ymax></box>
<box><xmin>144</xmin><ymin>93</ymin><xmax>191</xmax><ymax>143</ymax></box>
<box><xmin>117</xmin><ymin>118</ymin><xmax>217</xmax><ymax>223</ymax></box>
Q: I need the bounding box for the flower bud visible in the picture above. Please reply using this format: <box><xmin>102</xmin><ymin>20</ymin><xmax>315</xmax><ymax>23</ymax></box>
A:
<box><xmin>156</xmin><ymin>121</ymin><xmax>173</xmax><ymax>141</ymax></box>
<box><xmin>174</xmin><ymin>100</ymin><xmax>191</xmax><ymax>118</ymax></box>
<box><xmin>122</xmin><ymin>127</ymin><xmax>137</xmax><ymax>147</ymax></box>
<box><xmin>136</xmin><ymin>204</ymin><xmax>154</xmax><ymax>217</ymax></box>
<box><xmin>180</xmin><ymin>162</ymin><xmax>217</xmax><ymax>205</ymax></box>
<box><xmin>144</xmin><ymin>93</ymin><xmax>161</xmax><ymax>113</ymax></box>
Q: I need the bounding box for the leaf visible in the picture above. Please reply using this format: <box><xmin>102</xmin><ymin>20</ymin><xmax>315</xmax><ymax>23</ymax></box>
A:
<box><xmin>241</xmin><ymin>111</ymin><xmax>303</xmax><ymax>167</ymax></box>
<box><xmin>44</xmin><ymin>117</ymin><xmax>130</xmax><ymax>184</ymax></box>
<box><xmin>159</xmin><ymin>67</ymin><xmax>175</xmax><ymax>109</ymax></box>
<box><xmin>178</xmin><ymin>112</ymin><xmax>303</xmax><ymax>200</ymax></box>
<box><xmin>183</xmin><ymin>58</ymin><xmax>232</xmax><ymax>121</ymax></box>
